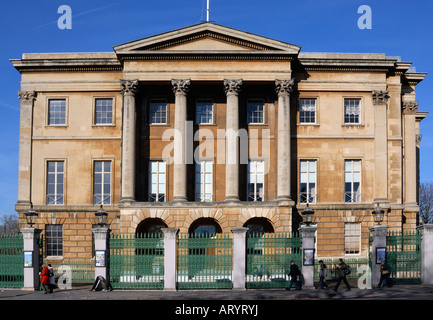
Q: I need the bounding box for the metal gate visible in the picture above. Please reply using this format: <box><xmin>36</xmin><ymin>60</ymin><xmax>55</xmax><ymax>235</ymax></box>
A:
<box><xmin>0</xmin><ymin>234</ymin><xmax>24</xmax><ymax>288</ymax></box>
<box><xmin>386</xmin><ymin>229</ymin><xmax>422</xmax><ymax>284</ymax></box>
<box><xmin>246</xmin><ymin>232</ymin><xmax>301</xmax><ymax>289</ymax></box>
<box><xmin>177</xmin><ymin>233</ymin><xmax>233</xmax><ymax>290</ymax></box>
<box><xmin>109</xmin><ymin>233</ymin><xmax>164</xmax><ymax>289</ymax></box>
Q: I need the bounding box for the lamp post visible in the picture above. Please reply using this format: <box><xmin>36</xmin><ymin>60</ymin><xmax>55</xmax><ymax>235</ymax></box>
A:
<box><xmin>24</xmin><ymin>203</ymin><xmax>38</xmax><ymax>228</ymax></box>
<box><xmin>372</xmin><ymin>204</ymin><xmax>385</xmax><ymax>225</ymax></box>
<box><xmin>302</xmin><ymin>203</ymin><xmax>315</xmax><ymax>226</ymax></box>
<box><xmin>95</xmin><ymin>205</ymin><xmax>108</xmax><ymax>227</ymax></box>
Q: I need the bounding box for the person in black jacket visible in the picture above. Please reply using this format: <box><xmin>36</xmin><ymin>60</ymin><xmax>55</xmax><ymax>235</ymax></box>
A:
<box><xmin>285</xmin><ymin>260</ymin><xmax>301</xmax><ymax>291</ymax></box>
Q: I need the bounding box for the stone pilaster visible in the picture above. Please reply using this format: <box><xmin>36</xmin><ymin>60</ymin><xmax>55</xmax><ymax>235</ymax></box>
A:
<box><xmin>231</xmin><ymin>227</ymin><xmax>248</xmax><ymax>290</ymax></box>
<box><xmin>162</xmin><ymin>228</ymin><xmax>179</xmax><ymax>291</ymax></box>
<box><xmin>172</xmin><ymin>79</ymin><xmax>191</xmax><ymax>202</ymax></box>
<box><xmin>17</xmin><ymin>91</ymin><xmax>37</xmax><ymax>205</ymax></box>
<box><xmin>224</xmin><ymin>79</ymin><xmax>243</xmax><ymax>201</ymax></box>
<box><xmin>275</xmin><ymin>79</ymin><xmax>294</xmax><ymax>201</ymax></box>
<box><xmin>21</xmin><ymin>227</ymin><xmax>42</xmax><ymax>290</ymax></box>
<box><xmin>372</xmin><ymin>90</ymin><xmax>390</xmax><ymax>205</ymax></box>
<box><xmin>402</xmin><ymin>101</ymin><xmax>419</xmax><ymax>212</ymax></box>
<box><xmin>299</xmin><ymin>224</ymin><xmax>317</xmax><ymax>288</ymax></box>
<box><xmin>369</xmin><ymin>224</ymin><xmax>389</xmax><ymax>287</ymax></box>
<box><xmin>92</xmin><ymin>226</ymin><xmax>111</xmax><ymax>280</ymax></box>
<box><xmin>120</xmin><ymin>80</ymin><xmax>139</xmax><ymax>203</ymax></box>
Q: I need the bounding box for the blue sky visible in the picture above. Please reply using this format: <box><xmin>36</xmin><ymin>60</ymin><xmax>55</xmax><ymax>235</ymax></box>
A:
<box><xmin>0</xmin><ymin>0</ymin><xmax>432</xmax><ymax>218</ymax></box>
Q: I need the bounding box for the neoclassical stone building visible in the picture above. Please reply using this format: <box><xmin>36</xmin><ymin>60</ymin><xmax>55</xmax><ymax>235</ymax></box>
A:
<box><xmin>12</xmin><ymin>23</ymin><xmax>426</xmax><ymax>260</ymax></box>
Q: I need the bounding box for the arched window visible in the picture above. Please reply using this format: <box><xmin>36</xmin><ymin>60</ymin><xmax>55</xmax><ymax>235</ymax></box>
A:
<box><xmin>243</xmin><ymin>217</ymin><xmax>274</xmax><ymax>235</ymax></box>
<box><xmin>189</xmin><ymin>218</ymin><xmax>222</xmax><ymax>236</ymax></box>
<box><xmin>136</xmin><ymin>218</ymin><xmax>167</xmax><ymax>236</ymax></box>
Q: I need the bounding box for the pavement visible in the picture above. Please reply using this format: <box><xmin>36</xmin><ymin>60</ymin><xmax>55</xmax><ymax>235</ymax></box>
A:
<box><xmin>1</xmin><ymin>283</ymin><xmax>433</xmax><ymax>300</ymax></box>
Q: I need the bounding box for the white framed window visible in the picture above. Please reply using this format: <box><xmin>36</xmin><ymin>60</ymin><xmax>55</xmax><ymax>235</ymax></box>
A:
<box><xmin>195</xmin><ymin>160</ymin><xmax>213</xmax><ymax>202</ymax></box>
<box><xmin>48</xmin><ymin>99</ymin><xmax>66</xmax><ymax>125</ymax></box>
<box><xmin>247</xmin><ymin>160</ymin><xmax>264</xmax><ymax>201</ymax></box>
<box><xmin>299</xmin><ymin>99</ymin><xmax>316</xmax><ymax>124</ymax></box>
<box><xmin>93</xmin><ymin>161</ymin><xmax>111</xmax><ymax>205</ymax></box>
<box><xmin>150</xmin><ymin>100</ymin><xmax>167</xmax><ymax>124</ymax></box>
<box><xmin>47</xmin><ymin>161</ymin><xmax>64</xmax><ymax>205</ymax></box>
<box><xmin>345</xmin><ymin>223</ymin><xmax>361</xmax><ymax>255</ymax></box>
<box><xmin>94</xmin><ymin>98</ymin><xmax>113</xmax><ymax>125</ymax></box>
<box><xmin>196</xmin><ymin>100</ymin><xmax>213</xmax><ymax>124</ymax></box>
<box><xmin>149</xmin><ymin>161</ymin><xmax>166</xmax><ymax>202</ymax></box>
<box><xmin>46</xmin><ymin>224</ymin><xmax>63</xmax><ymax>257</ymax></box>
<box><xmin>300</xmin><ymin>160</ymin><xmax>316</xmax><ymax>203</ymax></box>
<box><xmin>345</xmin><ymin>160</ymin><xmax>361</xmax><ymax>203</ymax></box>
<box><xmin>247</xmin><ymin>100</ymin><xmax>264</xmax><ymax>124</ymax></box>
<box><xmin>344</xmin><ymin>98</ymin><xmax>361</xmax><ymax>124</ymax></box>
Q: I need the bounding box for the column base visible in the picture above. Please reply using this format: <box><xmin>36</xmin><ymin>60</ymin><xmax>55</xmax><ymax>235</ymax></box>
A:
<box><xmin>224</xmin><ymin>197</ymin><xmax>240</xmax><ymax>202</ymax></box>
<box><xmin>172</xmin><ymin>196</ymin><xmax>188</xmax><ymax>203</ymax></box>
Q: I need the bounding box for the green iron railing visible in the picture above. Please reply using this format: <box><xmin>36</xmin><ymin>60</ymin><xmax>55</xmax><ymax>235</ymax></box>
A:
<box><xmin>43</xmin><ymin>259</ymin><xmax>95</xmax><ymax>285</ymax></box>
<box><xmin>314</xmin><ymin>257</ymin><xmax>370</xmax><ymax>282</ymax></box>
<box><xmin>246</xmin><ymin>232</ymin><xmax>302</xmax><ymax>289</ymax></box>
<box><xmin>109</xmin><ymin>233</ymin><xmax>164</xmax><ymax>290</ymax></box>
<box><xmin>386</xmin><ymin>229</ymin><xmax>422</xmax><ymax>284</ymax></box>
<box><xmin>177</xmin><ymin>233</ymin><xmax>233</xmax><ymax>290</ymax></box>
<box><xmin>0</xmin><ymin>234</ymin><xmax>24</xmax><ymax>288</ymax></box>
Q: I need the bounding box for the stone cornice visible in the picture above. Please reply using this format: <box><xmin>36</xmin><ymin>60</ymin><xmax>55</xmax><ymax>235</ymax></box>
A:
<box><xmin>117</xmin><ymin>52</ymin><xmax>294</xmax><ymax>61</ymax></box>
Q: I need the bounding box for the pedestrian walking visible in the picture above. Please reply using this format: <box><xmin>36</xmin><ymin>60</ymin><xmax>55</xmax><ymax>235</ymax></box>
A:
<box><xmin>48</xmin><ymin>264</ymin><xmax>55</xmax><ymax>293</ymax></box>
<box><xmin>319</xmin><ymin>260</ymin><xmax>328</xmax><ymax>289</ymax></box>
<box><xmin>39</xmin><ymin>265</ymin><xmax>50</xmax><ymax>294</ymax></box>
<box><xmin>333</xmin><ymin>258</ymin><xmax>351</xmax><ymax>292</ymax></box>
<box><xmin>285</xmin><ymin>260</ymin><xmax>301</xmax><ymax>291</ymax></box>
<box><xmin>378</xmin><ymin>259</ymin><xmax>392</xmax><ymax>288</ymax></box>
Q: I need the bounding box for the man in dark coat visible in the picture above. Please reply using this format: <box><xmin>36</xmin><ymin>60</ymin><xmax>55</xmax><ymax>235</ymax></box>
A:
<box><xmin>333</xmin><ymin>258</ymin><xmax>351</xmax><ymax>291</ymax></box>
<box><xmin>285</xmin><ymin>260</ymin><xmax>302</xmax><ymax>290</ymax></box>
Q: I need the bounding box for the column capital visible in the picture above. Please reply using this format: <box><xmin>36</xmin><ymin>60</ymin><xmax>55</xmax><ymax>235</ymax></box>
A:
<box><xmin>224</xmin><ymin>79</ymin><xmax>243</xmax><ymax>95</ymax></box>
<box><xmin>18</xmin><ymin>91</ymin><xmax>37</xmax><ymax>102</ymax></box>
<box><xmin>402</xmin><ymin>101</ymin><xmax>419</xmax><ymax>115</ymax></box>
<box><xmin>120</xmin><ymin>79</ymin><xmax>139</xmax><ymax>96</ymax></box>
<box><xmin>275</xmin><ymin>79</ymin><xmax>295</xmax><ymax>96</ymax></box>
<box><xmin>372</xmin><ymin>90</ymin><xmax>390</xmax><ymax>105</ymax></box>
<box><xmin>171</xmin><ymin>79</ymin><xmax>191</xmax><ymax>95</ymax></box>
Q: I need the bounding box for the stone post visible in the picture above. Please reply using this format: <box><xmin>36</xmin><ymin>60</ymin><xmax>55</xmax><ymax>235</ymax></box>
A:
<box><xmin>299</xmin><ymin>224</ymin><xmax>317</xmax><ymax>288</ymax></box>
<box><xmin>275</xmin><ymin>79</ymin><xmax>294</xmax><ymax>201</ymax></box>
<box><xmin>369</xmin><ymin>224</ymin><xmax>389</xmax><ymax>287</ymax></box>
<box><xmin>372</xmin><ymin>90</ymin><xmax>390</xmax><ymax>205</ymax></box>
<box><xmin>17</xmin><ymin>91</ymin><xmax>37</xmax><ymax>206</ymax></box>
<box><xmin>162</xmin><ymin>228</ymin><xmax>179</xmax><ymax>291</ymax></box>
<box><xmin>231</xmin><ymin>227</ymin><xmax>248</xmax><ymax>290</ymax></box>
<box><xmin>402</xmin><ymin>101</ymin><xmax>419</xmax><ymax>212</ymax></box>
<box><xmin>120</xmin><ymin>79</ymin><xmax>139</xmax><ymax>203</ymax></box>
<box><xmin>224</xmin><ymin>79</ymin><xmax>242</xmax><ymax>201</ymax></box>
<box><xmin>21</xmin><ymin>227</ymin><xmax>42</xmax><ymax>290</ymax></box>
<box><xmin>421</xmin><ymin>224</ymin><xmax>433</xmax><ymax>284</ymax></box>
<box><xmin>92</xmin><ymin>226</ymin><xmax>111</xmax><ymax>280</ymax></box>
<box><xmin>172</xmin><ymin>79</ymin><xmax>191</xmax><ymax>202</ymax></box>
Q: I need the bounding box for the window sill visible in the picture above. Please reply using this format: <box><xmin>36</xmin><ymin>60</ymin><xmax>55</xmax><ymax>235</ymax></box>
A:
<box><xmin>341</xmin><ymin>124</ymin><xmax>365</xmax><ymax>127</ymax></box>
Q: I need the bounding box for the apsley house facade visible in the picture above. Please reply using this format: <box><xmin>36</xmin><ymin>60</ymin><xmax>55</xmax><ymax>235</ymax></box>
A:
<box><xmin>12</xmin><ymin>22</ymin><xmax>427</xmax><ymax>261</ymax></box>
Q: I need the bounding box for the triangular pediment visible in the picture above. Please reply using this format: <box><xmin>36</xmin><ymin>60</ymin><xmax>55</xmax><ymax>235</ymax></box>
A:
<box><xmin>114</xmin><ymin>22</ymin><xmax>301</xmax><ymax>54</ymax></box>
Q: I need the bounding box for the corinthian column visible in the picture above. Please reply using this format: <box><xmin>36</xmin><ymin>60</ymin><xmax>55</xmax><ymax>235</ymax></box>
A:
<box><xmin>275</xmin><ymin>79</ymin><xmax>294</xmax><ymax>201</ymax></box>
<box><xmin>402</xmin><ymin>100</ymin><xmax>419</xmax><ymax>212</ymax></box>
<box><xmin>224</xmin><ymin>79</ymin><xmax>242</xmax><ymax>201</ymax></box>
<box><xmin>172</xmin><ymin>79</ymin><xmax>191</xmax><ymax>202</ymax></box>
<box><xmin>372</xmin><ymin>90</ymin><xmax>390</xmax><ymax>205</ymax></box>
<box><xmin>17</xmin><ymin>91</ymin><xmax>37</xmax><ymax>205</ymax></box>
<box><xmin>120</xmin><ymin>79</ymin><xmax>139</xmax><ymax>203</ymax></box>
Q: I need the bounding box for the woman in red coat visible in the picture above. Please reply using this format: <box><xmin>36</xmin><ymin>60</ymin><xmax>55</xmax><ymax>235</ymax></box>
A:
<box><xmin>40</xmin><ymin>265</ymin><xmax>50</xmax><ymax>294</ymax></box>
